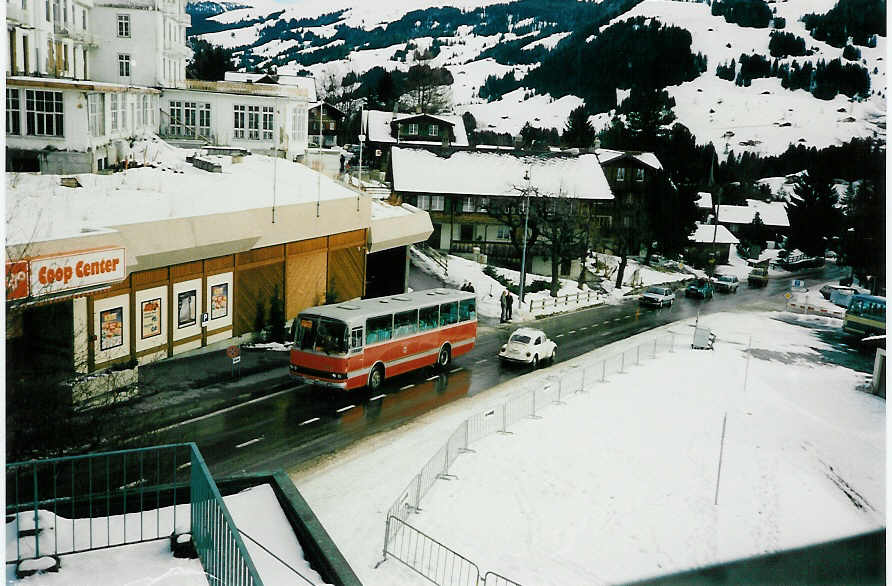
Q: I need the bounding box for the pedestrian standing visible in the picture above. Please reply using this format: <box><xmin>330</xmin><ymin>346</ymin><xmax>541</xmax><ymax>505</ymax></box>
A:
<box><xmin>467</xmin><ymin>282</ymin><xmax>475</xmax><ymax>293</ymax></box>
<box><xmin>500</xmin><ymin>290</ymin><xmax>507</xmax><ymax>323</ymax></box>
<box><xmin>506</xmin><ymin>292</ymin><xmax>514</xmax><ymax>321</ymax></box>
<box><xmin>339</xmin><ymin>154</ymin><xmax>345</xmax><ymax>174</ymax></box>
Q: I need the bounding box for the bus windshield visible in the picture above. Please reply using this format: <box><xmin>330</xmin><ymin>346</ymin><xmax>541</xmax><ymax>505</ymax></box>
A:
<box><xmin>296</xmin><ymin>315</ymin><xmax>349</xmax><ymax>355</ymax></box>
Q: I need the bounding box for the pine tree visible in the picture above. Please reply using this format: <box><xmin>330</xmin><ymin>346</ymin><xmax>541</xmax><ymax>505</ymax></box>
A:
<box><xmin>787</xmin><ymin>173</ymin><xmax>842</xmax><ymax>257</ymax></box>
<box><xmin>562</xmin><ymin>105</ymin><xmax>596</xmax><ymax>149</ymax></box>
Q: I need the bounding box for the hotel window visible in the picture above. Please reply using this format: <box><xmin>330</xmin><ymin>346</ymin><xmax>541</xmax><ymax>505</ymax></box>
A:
<box><xmin>247</xmin><ymin>105</ymin><xmax>260</xmax><ymax>139</ymax></box>
<box><xmin>169</xmin><ymin>101</ymin><xmax>183</xmax><ymax>135</ymax></box>
<box><xmin>110</xmin><ymin>93</ymin><xmax>119</xmax><ymax>130</ymax></box>
<box><xmin>262</xmin><ymin>106</ymin><xmax>273</xmax><ymax>140</ymax></box>
<box><xmin>430</xmin><ymin>195</ymin><xmax>444</xmax><ymax>211</ymax></box>
<box><xmin>88</xmin><ymin>93</ymin><xmax>104</xmax><ymax>136</ymax></box>
<box><xmin>408</xmin><ymin>123</ymin><xmax>418</xmax><ymax>135</ymax></box>
<box><xmin>233</xmin><ymin>105</ymin><xmax>246</xmax><ymax>138</ymax></box>
<box><xmin>416</xmin><ymin>195</ymin><xmax>430</xmax><ymax>210</ymax></box>
<box><xmin>118</xmin><ymin>54</ymin><xmax>130</xmax><ymax>77</ymax></box>
<box><xmin>183</xmin><ymin>101</ymin><xmax>196</xmax><ymax>137</ymax></box>
<box><xmin>635</xmin><ymin>168</ymin><xmax>645</xmax><ymax>182</ymax></box>
<box><xmin>25</xmin><ymin>90</ymin><xmax>62</xmax><ymax>136</ymax></box>
<box><xmin>199</xmin><ymin>104</ymin><xmax>210</xmax><ymax>137</ymax></box>
<box><xmin>616</xmin><ymin>167</ymin><xmax>625</xmax><ymax>182</ymax></box>
<box><xmin>62</xmin><ymin>0</ymin><xmax>67</xmax><ymax>23</ymax></box>
<box><xmin>63</xmin><ymin>44</ymin><xmax>68</xmax><ymax>72</ymax></box>
<box><xmin>82</xmin><ymin>8</ymin><xmax>86</xmax><ymax>30</ymax></box>
<box><xmin>7</xmin><ymin>89</ymin><xmax>21</xmax><ymax>135</ymax></box>
<box><xmin>117</xmin><ymin>14</ymin><xmax>130</xmax><ymax>37</ymax></box>
<box><xmin>429</xmin><ymin>125</ymin><xmax>438</xmax><ymax>137</ymax></box>
<box><xmin>462</xmin><ymin>196</ymin><xmax>475</xmax><ymax>212</ymax></box>
<box><xmin>44</xmin><ymin>0</ymin><xmax>49</xmax><ymax>21</ymax></box>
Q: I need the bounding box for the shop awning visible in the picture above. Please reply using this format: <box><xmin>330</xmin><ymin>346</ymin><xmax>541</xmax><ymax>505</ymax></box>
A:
<box><xmin>368</xmin><ymin>201</ymin><xmax>433</xmax><ymax>253</ymax></box>
<box><xmin>8</xmin><ymin>283</ymin><xmax>112</xmax><ymax>310</ymax></box>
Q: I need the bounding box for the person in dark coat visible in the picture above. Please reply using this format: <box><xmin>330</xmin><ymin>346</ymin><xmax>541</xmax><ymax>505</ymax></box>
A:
<box><xmin>467</xmin><ymin>282</ymin><xmax>475</xmax><ymax>293</ymax></box>
<box><xmin>339</xmin><ymin>154</ymin><xmax>346</xmax><ymax>174</ymax></box>
<box><xmin>499</xmin><ymin>290</ymin><xmax>507</xmax><ymax>323</ymax></box>
<box><xmin>506</xmin><ymin>292</ymin><xmax>514</xmax><ymax>320</ymax></box>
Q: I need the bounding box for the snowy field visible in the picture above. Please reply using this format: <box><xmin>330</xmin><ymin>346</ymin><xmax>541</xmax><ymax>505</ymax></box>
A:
<box><xmin>292</xmin><ymin>311</ymin><xmax>885</xmax><ymax>585</ymax></box>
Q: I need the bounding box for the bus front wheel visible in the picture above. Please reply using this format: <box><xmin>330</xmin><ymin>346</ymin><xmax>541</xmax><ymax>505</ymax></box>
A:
<box><xmin>368</xmin><ymin>365</ymin><xmax>384</xmax><ymax>392</ymax></box>
<box><xmin>437</xmin><ymin>345</ymin><xmax>452</xmax><ymax>370</ymax></box>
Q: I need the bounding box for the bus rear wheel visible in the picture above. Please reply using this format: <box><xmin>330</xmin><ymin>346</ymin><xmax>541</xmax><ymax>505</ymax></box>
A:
<box><xmin>437</xmin><ymin>345</ymin><xmax>452</xmax><ymax>370</ymax></box>
<box><xmin>368</xmin><ymin>365</ymin><xmax>384</xmax><ymax>392</ymax></box>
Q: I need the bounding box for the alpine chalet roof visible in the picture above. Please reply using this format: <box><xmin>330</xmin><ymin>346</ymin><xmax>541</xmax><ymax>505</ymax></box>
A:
<box><xmin>595</xmin><ymin>148</ymin><xmax>663</xmax><ymax>171</ymax></box>
<box><xmin>391</xmin><ymin>147</ymin><xmax>613</xmax><ymax>200</ymax></box>
<box><xmin>717</xmin><ymin>199</ymin><xmax>790</xmax><ymax>227</ymax></box>
<box><xmin>363</xmin><ymin>110</ymin><xmax>469</xmax><ymax>147</ymax></box>
<box><xmin>689</xmin><ymin>224</ymin><xmax>740</xmax><ymax>244</ymax></box>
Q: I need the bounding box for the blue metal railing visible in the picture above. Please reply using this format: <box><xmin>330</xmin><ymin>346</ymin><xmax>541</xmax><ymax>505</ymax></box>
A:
<box><xmin>6</xmin><ymin>443</ymin><xmax>263</xmax><ymax>585</ymax></box>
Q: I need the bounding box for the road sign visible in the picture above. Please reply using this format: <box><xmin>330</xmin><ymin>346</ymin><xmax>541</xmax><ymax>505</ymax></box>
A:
<box><xmin>358</xmin><ymin>134</ymin><xmax>366</xmax><ymax>142</ymax></box>
<box><xmin>784</xmin><ymin>292</ymin><xmax>793</xmax><ymax>300</ymax></box>
<box><xmin>791</xmin><ymin>279</ymin><xmax>805</xmax><ymax>290</ymax></box>
<box><xmin>201</xmin><ymin>312</ymin><xmax>209</xmax><ymax>326</ymax></box>
<box><xmin>226</xmin><ymin>345</ymin><xmax>240</xmax><ymax>359</ymax></box>
<box><xmin>232</xmin><ymin>356</ymin><xmax>241</xmax><ymax>365</ymax></box>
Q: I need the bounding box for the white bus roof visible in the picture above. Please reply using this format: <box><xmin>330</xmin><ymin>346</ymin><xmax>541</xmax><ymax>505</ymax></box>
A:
<box><xmin>299</xmin><ymin>289</ymin><xmax>476</xmax><ymax>324</ymax></box>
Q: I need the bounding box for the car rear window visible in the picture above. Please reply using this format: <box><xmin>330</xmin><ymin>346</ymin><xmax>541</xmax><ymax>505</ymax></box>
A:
<box><xmin>511</xmin><ymin>334</ymin><xmax>531</xmax><ymax>344</ymax></box>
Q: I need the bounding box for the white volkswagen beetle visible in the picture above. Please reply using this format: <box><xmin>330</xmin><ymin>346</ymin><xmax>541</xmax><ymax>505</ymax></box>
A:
<box><xmin>498</xmin><ymin>327</ymin><xmax>557</xmax><ymax>368</ymax></box>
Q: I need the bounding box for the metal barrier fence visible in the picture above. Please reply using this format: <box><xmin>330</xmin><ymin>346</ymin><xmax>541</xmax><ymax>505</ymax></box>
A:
<box><xmin>483</xmin><ymin>571</ymin><xmax>524</xmax><ymax>586</ymax></box>
<box><xmin>385</xmin><ymin>515</ymin><xmax>480</xmax><ymax>586</ymax></box>
<box><xmin>527</xmin><ymin>290</ymin><xmax>605</xmax><ymax>312</ymax></box>
<box><xmin>381</xmin><ymin>331</ymin><xmax>678</xmax><ymax>585</ymax></box>
<box><xmin>6</xmin><ymin>443</ymin><xmax>263</xmax><ymax>586</ymax></box>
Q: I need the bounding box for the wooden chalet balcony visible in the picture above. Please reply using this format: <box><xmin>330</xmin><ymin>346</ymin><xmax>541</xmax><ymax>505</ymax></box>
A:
<box><xmin>448</xmin><ymin>240</ymin><xmax>548</xmax><ymax>260</ymax></box>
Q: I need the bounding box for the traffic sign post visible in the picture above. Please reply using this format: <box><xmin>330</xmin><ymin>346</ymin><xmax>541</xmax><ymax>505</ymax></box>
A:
<box><xmin>227</xmin><ymin>345</ymin><xmax>241</xmax><ymax>378</ymax></box>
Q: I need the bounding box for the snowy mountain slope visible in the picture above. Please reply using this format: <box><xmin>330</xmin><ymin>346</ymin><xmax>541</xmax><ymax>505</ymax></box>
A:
<box><xmin>190</xmin><ymin>0</ymin><xmax>886</xmax><ymax>158</ymax></box>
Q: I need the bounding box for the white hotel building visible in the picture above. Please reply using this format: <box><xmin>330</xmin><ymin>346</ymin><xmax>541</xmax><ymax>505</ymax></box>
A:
<box><xmin>6</xmin><ymin>0</ymin><xmax>312</xmax><ymax>172</ymax></box>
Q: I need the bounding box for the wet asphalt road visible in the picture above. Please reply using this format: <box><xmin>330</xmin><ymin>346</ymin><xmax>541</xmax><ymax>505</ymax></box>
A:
<box><xmin>142</xmin><ymin>263</ymin><xmax>870</xmax><ymax>478</ymax></box>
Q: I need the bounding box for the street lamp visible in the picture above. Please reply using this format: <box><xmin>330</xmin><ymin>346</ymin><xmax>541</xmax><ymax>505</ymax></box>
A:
<box><xmin>357</xmin><ymin>104</ymin><xmax>365</xmax><ymax>190</ymax></box>
<box><xmin>519</xmin><ymin>168</ymin><xmax>531</xmax><ymax>303</ymax></box>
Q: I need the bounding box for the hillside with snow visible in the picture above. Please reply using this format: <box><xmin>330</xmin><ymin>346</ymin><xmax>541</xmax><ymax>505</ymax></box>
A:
<box><xmin>189</xmin><ymin>0</ymin><xmax>886</xmax><ymax>158</ymax></box>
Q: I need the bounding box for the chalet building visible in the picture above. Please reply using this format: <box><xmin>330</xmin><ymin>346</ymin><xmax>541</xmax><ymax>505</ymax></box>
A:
<box><xmin>717</xmin><ymin>199</ymin><xmax>790</xmax><ymax>244</ymax></box>
<box><xmin>360</xmin><ymin>109</ymin><xmax>469</xmax><ymax>171</ymax></box>
<box><xmin>308</xmin><ymin>102</ymin><xmax>345</xmax><ymax>148</ymax></box>
<box><xmin>595</xmin><ymin>148</ymin><xmax>663</xmax><ymax>231</ymax></box>
<box><xmin>687</xmin><ymin>223</ymin><xmax>740</xmax><ymax>266</ymax></box>
<box><xmin>390</xmin><ymin>146</ymin><xmax>613</xmax><ymax>277</ymax></box>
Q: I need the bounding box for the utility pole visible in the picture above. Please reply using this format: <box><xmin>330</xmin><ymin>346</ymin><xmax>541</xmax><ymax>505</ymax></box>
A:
<box><xmin>519</xmin><ymin>168</ymin><xmax>531</xmax><ymax>303</ymax></box>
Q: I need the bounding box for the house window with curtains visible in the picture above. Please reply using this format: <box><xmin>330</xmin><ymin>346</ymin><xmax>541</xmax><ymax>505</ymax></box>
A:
<box><xmin>462</xmin><ymin>196</ymin><xmax>475</xmax><ymax>212</ymax></box>
<box><xmin>262</xmin><ymin>106</ymin><xmax>273</xmax><ymax>140</ymax></box>
<box><xmin>430</xmin><ymin>195</ymin><xmax>444</xmax><ymax>211</ymax></box>
<box><xmin>616</xmin><ymin>167</ymin><xmax>625</xmax><ymax>182</ymax></box>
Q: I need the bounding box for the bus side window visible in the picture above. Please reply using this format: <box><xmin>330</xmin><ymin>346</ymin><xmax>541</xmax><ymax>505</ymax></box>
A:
<box><xmin>440</xmin><ymin>301</ymin><xmax>458</xmax><ymax>326</ymax></box>
<box><xmin>419</xmin><ymin>306</ymin><xmax>439</xmax><ymax>331</ymax></box>
<box><xmin>394</xmin><ymin>309</ymin><xmax>418</xmax><ymax>338</ymax></box>
<box><xmin>351</xmin><ymin>327</ymin><xmax>363</xmax><ymax>352</ymax></box>
<box><xmin>459</xmin><ymin>298</ymin><xmax>476</xmax><ymax>321</ymax></box>
<box><xmin>366</xmin><ymin>314</ymin><xmax>393</xmax><ymax>345</ymax></box>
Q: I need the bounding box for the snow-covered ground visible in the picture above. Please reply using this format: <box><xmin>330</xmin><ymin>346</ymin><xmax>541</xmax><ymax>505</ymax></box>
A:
<box><xmin>5</xmin><ymin>484</ymin><xmax>331</xmax><ymax>585</ymax></box>
<box><xmin>292</xmin><ymin>311</ymin><xmax>884</xmax><ymax>585</ymax></box>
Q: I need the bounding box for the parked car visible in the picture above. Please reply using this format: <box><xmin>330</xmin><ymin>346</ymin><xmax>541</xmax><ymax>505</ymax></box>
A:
<box><xmin>748</xmin><ymin>267</ymin><xmax>769</xmax><ymax>287</ymax></box>
<box><xmin>714</xmin><ymin>275</ymin><xmax>740</xmax><ymax>293</ymax></box>
<box><xmin>498</xmin><ymin>327</ymin><xmax>557</xmax><ymax>369</ymax></box>
<box><xmin>685</xmin><ymin>278</ymin><xmax>714</xmax><ymax>299</ymax></box>
<box><xmin>820</xmin><ymin>284</ymin><xmax>856</xmax><ymax>300</ymax></box>
<box><xmin>639</xmin><ymin>286</ymin><xmax>675</xmax><ymax>308</ymax></box>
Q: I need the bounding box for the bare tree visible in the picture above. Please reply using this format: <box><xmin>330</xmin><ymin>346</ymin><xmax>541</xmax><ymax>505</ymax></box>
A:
<box><xmin>399</xmin><ymin>64</ymin><xmax>452</xmax><ymax>114</ymax></box>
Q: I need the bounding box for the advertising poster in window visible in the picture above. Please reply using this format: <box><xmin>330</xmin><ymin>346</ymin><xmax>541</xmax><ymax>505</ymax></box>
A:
<box><xmin>210</xmin><ymin>283</ymin><xmax>228</xmax><ymax>320</ymax></box>
<box><xmin>178</xmin><ymin>290</ymin><xmax>196</xmax><ymax>328</ymax></box>
<box><xmin>100</xmin><ymin>307</ymin><xmax>124</xmax><ymax>350</ymax></box>
<box><xmin>141</xmin><ymin>298</ymin><xmax>161</xmax><ymax>339</ymax></box>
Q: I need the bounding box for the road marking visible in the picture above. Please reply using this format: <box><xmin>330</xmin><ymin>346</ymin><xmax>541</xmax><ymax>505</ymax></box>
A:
<box><xmin>177</xmin><ymin>462</ymin><xmax>191</xmax><ymax>470</ymax></box>
<box><xmin>556</xmin><ymin>334</ymin><xmax>564</xmax><ymax>338</ymax></box>
<box><xmin>426</xmin><ymin>375</ymin><xmax>439</xmax><ymax>381</ymax></box>
<box><xmin>475</xmin><ymin>359</ymin><xmax>488</xmax><ymax>364</ymax></box>
<box><xmin>336</xmin><ymin>404</ymin><xmax>355</xmax><ymax>413</ymax></box>
<box><xmin>400</xmin><ymin>384</ymin><xmax>415</xmax><ymax>390</ymax></box>
<box><xmin>600</xmin><ymin>332</ymin><xmax>609</xmax><ymax>336</ymax></box>
<box><xmin>613</xmin><ymin>318</ymin><xmax>621</xmax><ymax>322</ymax></box>
<box><xmin>370</xmin><ymin>393</ymin><xmax>387</xmax><ymax>401</ymax></box>
<box><xmin>602</xmin><ymin>321</ymin><xmax>610</xmax><ymax>325</ymax></box>
<box><xmin>624</xmin><ymin>315</ymin><xmax>632</xmax><ymax>319</ymax></box>
<box><xmin>568</xmin><ymin>330</ymin><xmax>577</xmax><ymax>334</ymax></box>
<box><xmin>236</xmin><ymin>437</ymin><xmax>263</xmax><ymax>449</ymax></box>
<box><xmin>300</xmin><ymin>417</ymin><xmax>320</xmax><ymax>426</ymax></box>
<box><xmin>449</xmin><ymin>367</ymin><xmax>462</xmax><ymax>373</ymax></box>
<box><xmin>144</xmin><ymin>385</ymin><xmax>301</xmax><ymax>436</ymax></box>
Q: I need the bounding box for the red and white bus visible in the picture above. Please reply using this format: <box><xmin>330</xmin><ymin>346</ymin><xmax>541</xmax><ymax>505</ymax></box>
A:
<box><xmin>289</xmin><ymin>289</ymin><xmax>477</xmax><ymax>391</ymax></box>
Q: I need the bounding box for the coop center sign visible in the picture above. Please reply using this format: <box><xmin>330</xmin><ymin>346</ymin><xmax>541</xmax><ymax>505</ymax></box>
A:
<box><xmin>28</xmin><ymin>248</ymin><xmax>126</xmax><ymax>297</ymax></box>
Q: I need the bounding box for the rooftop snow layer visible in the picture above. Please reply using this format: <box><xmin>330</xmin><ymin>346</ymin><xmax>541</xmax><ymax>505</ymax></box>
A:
<box><xmin>718</xmin><ymin>199</ymin><xmax>790</xmax><ymax>227</ymax></box>
<box><xmin>6</xmin><ymin>137</ymin><xmax>359</xmax><ymax>245</ymax></box>
<box><xmin>595</xmin><ymin>148</ymin><xmax>664</xmax><ymax>171</ymax></box>
<box><xmin>362</xmin><ymin>110</ymin><xmax>469</xmax><ymax>147</ymax></box>
<box><xmin>391</xmin><ymin>147</ymin><xmax>613</xmax><ymax>200</ymax></box>
<box><xmin>690</xmin><ymin>223</ymin><xmax>739</xmax><ymax>244</ymax></box>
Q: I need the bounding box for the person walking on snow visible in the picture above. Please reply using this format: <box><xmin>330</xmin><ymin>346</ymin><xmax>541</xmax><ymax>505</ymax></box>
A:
<box><xmin>500</xmin><ymin>290</ymin><xmax>507</xmax><ymax>323</ymax></box>
<box><xmin>506</xmin><ymin>291</ymin><xmax>514</xmax><ymax>321</ymax></box>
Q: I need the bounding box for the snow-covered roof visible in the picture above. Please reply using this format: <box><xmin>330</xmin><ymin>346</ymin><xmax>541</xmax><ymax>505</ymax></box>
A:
<box><xmin>696</xmin><ymin>192</ymin><xmax>713</xmax><ymax>209</ymax></box>
<box><xmin>369</xmin><ymin>200</ymin><xmax>433</xmax><ymax>253</ymax></box>
<box><xmin>223</xmin><ymin>72</ymin><xmax>317</xmax><ymax>101</ymax></box>
<box><xmin>595</xmin><ymin>148</ymin><xmax>663</xmax><ymax>171</ymax></box>
<box><xmin>309</xmin><ymin>101</ymin><xmax>346</xmax><ymax>116</ymax></box>
<box><xmin>362</xmin><ymin>110</ymin><xmax>469</xmax><ymax>147</ymax></box>
<box><xmin>391</xmin><ymin>147</ymin><xmax>613</xmax><ymax>200</ymax></box>
<box><xmin>5</xmin><ymin>137</ymin><xmax>359</xmax><ymax>245</ymax></box>
<box><xmin>717</xmin><ymin>200</ymin><xmax>789</xmax><ymax>227</ymax></box>
<box><xmin>689</xmin><ymin>224</ymin><xmax>740</xmax><ymax>244</ymax></box>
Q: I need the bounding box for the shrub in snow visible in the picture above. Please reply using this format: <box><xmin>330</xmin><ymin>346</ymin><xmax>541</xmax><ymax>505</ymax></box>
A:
<box><xmin>170</xmin><ymin>531</ymin><xmax>198</xmax><ymax>559</ymax></box>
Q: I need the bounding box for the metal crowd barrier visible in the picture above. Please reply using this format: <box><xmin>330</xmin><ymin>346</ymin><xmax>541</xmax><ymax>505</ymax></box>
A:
<box><xmin>381</xmin><ymin>331</ymin><xmax>678</xmax><ymax>586</ymax></box>
<box><xmin>385</xmin><ymin>515</ymin><xmax>480</xmax><ymax>586</ymax></box>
